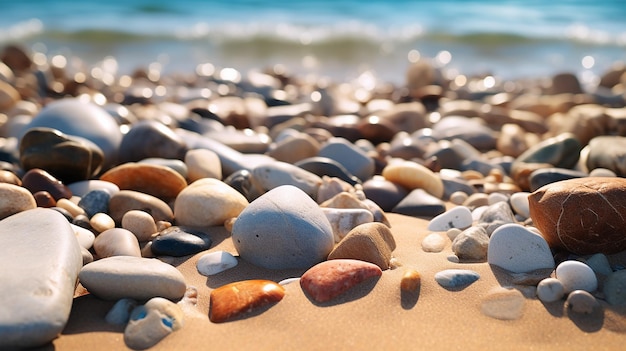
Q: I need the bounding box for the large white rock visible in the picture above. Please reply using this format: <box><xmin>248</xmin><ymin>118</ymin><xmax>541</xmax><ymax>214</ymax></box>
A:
<box><xmin>427</xmin><ymin>206</ymin><xmax>473</xmax><ymax>231</ymax></box>
<box><xmin>0</xmin><ymin>208</ymin><xmax>82</xmax><ymax>349</ymax></box>
<box><xmin>488</xmin><ymin>223</ymin><xmax>555</xmax><ymax>273</ymax></box>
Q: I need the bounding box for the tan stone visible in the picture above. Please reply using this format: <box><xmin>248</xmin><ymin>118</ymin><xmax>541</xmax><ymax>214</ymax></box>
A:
<box><xmin>0</xmin><ymin>183</ymin><xmax>36</xmax><ymax>219</ymax></box>
<box><xmin>93</xmin><ymin>228</ymin><xmax>141</xmax><ymax>258</ymax></box>
<box><xmin>109</xmin><ymin>190</ymin><xmax>174</xmax><ymax>224</ymax></box>
<box><xmin>122</xmin><ymin>210</ymin><xmax>158</xmax><ymax>242</ymax></box>
<box><xmin>184</xmin><ymin>149</ymin><xmax>222</xmax><ymax>182</ymax></box>
<box><xmin>100</xmin><ymin>163</ymin><xmax>187</xmax><ymax>202</ymax></box>
<box><xmin>267</xmin><ymin>133</ymin><xmax>320</xmax><ymax>164</ymax></box>
<box><xmin>0</xmin><ymin>80</ymin><xmax>20</xmax><ymax>112</ymax></box>
<box><xmin>327</xmin><ymin>222</ymin><xmax>396</xmax><ymax>269</ymax></box>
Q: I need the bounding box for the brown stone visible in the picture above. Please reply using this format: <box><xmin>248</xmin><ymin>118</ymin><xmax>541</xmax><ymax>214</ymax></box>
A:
<box><xmin>1</xmin><ymin>44</ymin><xmax>32</xmax><ymax>72</ymax></box>
<box><xmin>108</xmin><ymin>190</ymin><xmax>174</xmax><ymax>224</ymax></box>
<box><xmin>267</xmin><ymin>133</ymin><xmax>320</xmax><ymax>164</ymax></box>
<box><xmin>528</xmin><ymin>177</ymin><xmax>626</xmax><ymax>254</ymax></box>
<box><xmin>400</xmin><ymin>269</ymin><xmax>421</xmax><ymax>292</ymax></box>
<box><xmin>300</xmin><ymin>259</ymin><xmax>382</xmax><ymax>302</ymax></box>
<box><xmin>0</xmin><ymin>170</ymin><xmax>21</xmax><ymax>186</ymax></box>
<box><xmin>209</xmin><ymin>280</ymin><xmax>285</xmax><ymax>323</ymax></box>
<box><xmin>549</xmin><ymin>73</ymin><xmax>583</xmax><ymax>95</ymax></box>
<box><xmin>21</xmin><ymin>168</ymin><xmax>72</xmax><ymax>201</ymax></box>
<box><xmin>0</xmin><ymin>80</ymin><xmax>20</xmax><ymax>112</ymax></box>
<box><xmin>100</xmin><ymin>163</ymin><xmax>187</xmax><ymax>202</ymax></box>
<box><xmin>33</xmin><ymin>191</ymin><xmax>56</xmax><ymax>208</ymax></box>
<box><xmin>327</xmin><ymin>222</ymin><xmax>396</xmax><ymax>269</ymax></box>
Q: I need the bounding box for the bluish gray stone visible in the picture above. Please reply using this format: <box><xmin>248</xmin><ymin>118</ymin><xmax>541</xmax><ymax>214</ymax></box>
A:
<box><xmin>529</xmin><ymin>168</ymin><xmax>587</xmax><ymax>192</ymax></box>
<box><xmin>392</xmin><ymin>188</ymin><xmax>446</xmax><ymax>217</ymax></box>
<box><xmin>78</xmin><ymin>189</ymin><xmax>111</xmax><ymax>218</ymax></box>
<box><xmin>318</xmin><ymin>137</ymin><xmax>374</xmax><ymax>182</ymax></box>
<box><xmin>151</xmin><ymin>226</ymin><xmax>212</xmax><ymax>257</ymax></box>
<box><xmin>295</xmin><ymin>156</ymin><xmax>361</xmax><ymax>186</ymax></box>
<box><xmin>478</xmin><ymin>201</ymin><xmax>517</xmax><ymax>236</ymax></box>
<box><xmin>603</xmin><ymin>270</ymin><xmax>626</xmax><ymax>306</ymax></box>
<box><xmin>435</xmin><ymin>269</ymin><xmax>480</xmax><ymax>289</ymax></box>
<box><xmin>0</xmin><ymin>208</ymin><xmax>82</xmax><ymax>349</ymax></box>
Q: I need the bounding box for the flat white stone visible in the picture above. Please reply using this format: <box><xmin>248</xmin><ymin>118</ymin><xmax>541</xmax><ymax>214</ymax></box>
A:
<box><xmin>471</xmin><ymin>205</ymin><xmax>488</xmax><ymax>221</ymax></box>
<box><xmin>510</xmin><ymin>192</ymin><xmax>531</xmax><ymax>218</ymax></box>
<box><xmin>422</xmin><ymin>233</ymin><xmax>447</xmax><ymax>252</ymax></box>
<box><xmin>196</xmin><ymin>251</ymin><xmax>238</xmax><ymax>276</ymax></box>
<box><xmin>434</xmin><ymin>269</ymin><xmax>480</xmax><ymax>288</ymax></box>
<box><xmin>555</xmin><ymin>260</ymin><xmax>598</xmax><ymax>293</ymax></box>
<box><xmin>488</xmin><ymin>223</ymin><xmax>555</xmax><ymax>273</ymax></box>
<box><xmin>322</xmin><ymin>207</ymin><xmax>374</xmax><ymax>243</ymax></box>
<box><xmin>427</xmin><ymin>206</ymin><xmax>473</xmax><ymax>231</ymax></box>
<box><xmin>536</xmin><ymin>278</ymin><xmax>565</xmax><ymax>303</ymax></box>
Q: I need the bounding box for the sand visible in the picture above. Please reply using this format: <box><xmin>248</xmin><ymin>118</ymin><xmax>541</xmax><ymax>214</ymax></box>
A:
<box><xmin>39</xmin><ymin>212</ymin><xmax>626</xmax><ymax>351</ymax></box>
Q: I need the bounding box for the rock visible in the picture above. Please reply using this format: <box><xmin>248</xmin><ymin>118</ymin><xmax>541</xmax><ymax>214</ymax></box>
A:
<box><xmin>118</xmin><ymin>120</ymin><xmax>187</xmax><ymax>164</ymax></box>
<box><xmin>555</xmin><ymin>260</ymin><xmax>598</xmax><ymax>293</ymax></box>
<box><xmin>327</xmin><ymin>222</ymin><xmax>395</xmax><ymax>270</ymax></box>
<box><xmin>322</xmin><ymin>207</ymin><xmax>373</xmax><ymax>243</ymax></box>
<box><xmin>250</xmin><ymin>161</ymin><xmax>322</xmax><ymax>200</ymax></box>
<box><xmin>93</xmin><ymin>228</ymin><xmax>141</xmax><ymax>258</ymax></box>
<box><xmin>56</xmin><ymin>198</ymin><xmax>85</xmax><ymax>217</ymax></box>
<box><xmin>295</xmin><ymin>157</ymin><xmax>361</xmax><ymax>187</ymax></box>
<box><xmin>480</xmin><ymin>287</ymin><xmax>525</xmax><ymax>320</ymax></box>
<box><xmin>72</xmin><ymin>223</ymin><xmax>95</xmax><ymax>249</ymax></box>
<box><xmin>509</xmin><ymin>192</ymin><xmax>531</xmax><ymax>218</ymax></box>
<box><xmin>392</xmin><ymin>188</ymin><xmax>446</xmax><ymax>217</ymax></box>
<box><xmin>431</xmin><ymin>116</ymin><xmax>497</xmax><ymax>151</ymax></box>
<box><xmin>79</xmin><ymin>256</ymin><xmax>187</xmax><ymax>301</ymax></box>
<box><xmin>19</xmin><ymin>127</ymin><xmax>105</xmax><ymax>183</ymax></box>
<box><xmin>536</xmin><ymin>278</ymin><xmax>565</xmax><ymax>303</ymax></box>
<box><xmin>585</xmin><ymin>253</ymin><xmax>613</xmax><ymax>276</ymax></box>
<box><xmin>382</xmin><ymin>160</ymin><xmax>444</xmax><ymax>198</ymax></box>
<box><xmin>316</xmin><ymin>176</ymin><xmax>353</xmax><ymax>204</ymax></box>
<box><xmin>0</xmin><ymin>169</ymin><xmax>21</xmax><ymax>185</ymax></box>
<box><xmin>434</xmin><ymin>269</ymin><xmax>480</xmax><ymax>289</ymax></box>
<box><xmin>477</xmin><ymin>201</ymin><xmax>517</xmax><ymax>235</ymax></box>
<box><xmin>22</xmin><ymin>98</ymin><xmax>122</xmax><ymax>170</ymax></box>
<box><xmin>267</xmin><ymin>132</ymin><xmax>320</xmax><ymax>164</ymax></box>
<box><xmin>400</xmin><ymin>269</ymin><xmax>421</xmax><ymax>292</ymax></box>
<box><xmin>487</xmin><ymin>223</ymin><xmax>555</xmax><ymax>273</ymax></box>
<box><xmin>21</xmin><ymin>168</ymin><xmax>72</xmax><ymax>201</ymax></box>
<box><xmin>586</xmin><ymin>136</ymin><xmax>626</xmax><ymax>176</ymax></box>
<box><xmin>196</xmin><ymin>251</ymin><xmax>238</xmax><ymax>276</ymax></box>
<box><xmin>1</xmin><ymin>44</ymin><xmax>32</xmax><ymax>72</ymax></box>
<box><xmin>528</xmin><ymin>177</ymin><xmax>626</xmax><ymax>254</ymax></box>
<box><xmin>139</xmin><ymin>158</ymin><xmax>188</xmax><ymax>179</ymax></box>
<box><xmin>427</xmin><ymin>206</ymin><xmax>473</xmax><ymax>231</ymax></box>
<box><xmin>361</xmin><ymin>176</ymin><xmax>409</xmax><ymax>212</ymax></box>
<box><xmin>528</xmin><ymin>168</ymin><xmax>587</xmax><ymax>192</ymax></box>
<box><xmin>77</xmin><ymin>189</ymin><xmax>111</xmax><ymax>218</ymax></box>
<box><xmin>105</xmin><ymin>298</ymin><xmax>137</xmax><ymax>325</ymax></box>
<box><xmin>109</xmin><ymin>190</ymin><xmax>174</xmax><ymax>224</ymax></box>
<box><xmin>209</xmin><ymin>280</ymin><xmax>285</xmax><ymax>323</ymax></box>
<box><xmin>550</xmin><ymin>72</ymin><xmax>583</xmax><ymax>94</ymax></box>
<box><xmin>451</xmin><ymin>226</ymin><xmax>489</xmax><ymax>261</ymax></box>
<box><xmin>565</xmin><ymin>290</ymin><xmax>599</xmax><ymax>314</ymax></box>
<box><xmin>232</xmin><ymin>185</ymin><xmax>334</xmax><ymax>269</ymax></box>
<box><xmin>184</xmin><ymin>148</ymin><xmax>222</xmax><ymax>182</ymax></box>
<box><xmin>318</xmin><ymin>137</ymin><xmax>375</xmax><ymax>182</ymax></box>
<box><xmin>0</xmin><ymin>79</ymin><xmax>20</xmax><ymax>112</ymax></box>
<box><xmin>421</xmin><ymin>233</ymin><xmax>447</xmax><ymax>253</ymax></box>
<box><xmin>67</xmin><ymin>179</ymin><xmax>120</xmax><ymax>197</ymax></box>
<box><xmin>151</xmin><ymin>226</ymin><xmax>212</xmax><ymax>257</ymax></box>
<box><xmin>603</xmin><ymin>270</ymin><xmax>626</xmax><ymax>306</ymax></box>
<box><xmin>124</xmin><ymin>297</ymin><xmax>184</xmax><ymax>349</ymax></box>
<box><xmin>89</xmin><ymin>213</ymin><xmax>115</xmax><ymax>233</ymax></box>
<box><xmin>122</xmin><ymin>210</ymin><xmax>158</xmax><ymax>242</ymax></box>
<box><xmin>100</xmin><ymin>163</ymin><xmax>187</xmax><ymax>202</ymax></box>
<box><xmin>33</xmin><ymin>191</ymin><xmax>56</xmax><ymax>207</ymax></box>
<box><xmin>0</xmin><ymin>182</ymin><xmax>36</xmax><ymax>219</ymax></box>
<box><xmin>0</xmin><ymin>208</ymin><xmax>82</xmax><ymax>349</ymax></box>
<box><xmin>174</xmin><ymin>178</ymin><xmax>248</xmax><ymax>227</ymax></box>
<box><xmin>300</xmin><ymin>259</ymin><xmax>382</xmax><ymax>302</ymax></box>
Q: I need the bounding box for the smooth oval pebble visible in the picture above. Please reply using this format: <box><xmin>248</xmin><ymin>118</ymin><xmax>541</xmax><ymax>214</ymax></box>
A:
<box><xmin>0</xmin><ymin>182</ymin><xmax>36</xmax><ymax>219</ymax></box>
<box><xmin>300</xmin><ymin>259</ymin><xmax>382</xmax><ymax>302</ymax></box>
<box><xmin>71</xmin><ymin>223</ymin><xmax>95</xmax><ymax>249</ymax></box>
<box><xmin>101</xmin><ymin>162</ymin><xmax>188</xmax><ymax>202</ymax></box>
<box><xmin>122</xmin><ymin>210</ymin><xmax>158</xmax><ymax>242</ymax></box>
<box><xmin>536</xmin><ymin>277</ymin><xmax>565</xmax><ymax>303</ymax></box>
<box><xmin>124</xmin><ymin>297</ymin><xmax>184</xmax><ymax>350</ymax></box>
<box><xmin>565</xmin><ymin>290</ymin><xmax>599</xmax><ymax>314</ymax></box>
<box><xmin>427</xmin><ymin>206</ymin><xmax>473</xmax><ymax>231</ymax></box>
<box><xmin>209</xmin><ymin>280</ymin><xmax>285</xmax><ymax>323</ymax></box>
<box><xmin>21</xmin><ymin>168</ymin><xmax>72</xmax><ymax>201</ymax></box>
<box><xmin>105</xmin><ymin>298</ymin><xmax>137</xmax><ymax>325</ymax></box>
<box><xmin>77</xmin><ymin>189</ymin><xmax>111</xmax><ymax>218</ymax></box>
<box><xmin>509</xmin><ymin>192</ymin><xmax>531</xmax><ymax>218</ymax></box>
<box><xmin>250</xmin><ymin>161</ymin><xmax>323</xmax><ymax>200</ymax></box>
<box><xmin>401</xmin><ymin>269</ymin><xmax>421</xmax><ymax>292</ymax></box>
<box><xmin>487</xmin><ymin>223</ymin><xmax>555</xmax><ymax>273</ymax></box>
<box><xmin>434</xmin><ymin>269</ymin><xmax>480</xmax><ymax>289</ymax></box>
<box><xmin>555</xmin><ymin>260</ymin><xmax>598</xmax><ymax>293</ymax></box>
<box><xmin>89</xmin><ymin>212</ymin><xmax>116</xmax><ymax>233</ymax></box>
<box><xmin>56</xmin><ymin>198</ymin><xmax>86</xmax><ymax>218</ymax></box>
<box><xmin>196</xmin><ymin>251</ymin><xmax>238</xmax><ymax>276</ymax></box>
<box><xmin>603</xmin><ymin>270</ymin><xmax>626</xmax><ymax>306</ymax></box>
<box><xmin>109</xmin><ymin>190</ymin><xmax>174</xmax><ymax>224</ymax></box>
<box><xmin>151</xmin><ymin>226</ymin><xmax>212</xmax><ymax>257</ymax></box>
<box><xmin>382</xmin><ymin>160</ymin><xmax>444</xmax><ymax>198</ymax></box>
<box><xmin>421</xmin><ymin>233</ymin><xmax>447</xmax><ymax>253</ymax></box>
<box><xmin>67</xmin><ymin>180</ymin><xmax>120</xmax><ymax>197</ymax></box>
<box><xmin>451</xmin><ymin>226</ymin><xmax>489</xmax><ymax>261</ymax></box>
<box><xmin>184</xmin><ymin>148</ymin><xmax>222</xmax><ymax>181</ymax></box>
<box><xmin>480</xmin><ymin>287</ymin><xmax>525</xmax><ymax>320</ymax></box>
<box><xmin>93</xmin><ymin>228</ymin><xmax>141</xmax><ymax>258</ymax></box>
<box><xmin>79</xmin><ymin>256</ymin><xmax>187</xmax><ymax>301</ymax></box>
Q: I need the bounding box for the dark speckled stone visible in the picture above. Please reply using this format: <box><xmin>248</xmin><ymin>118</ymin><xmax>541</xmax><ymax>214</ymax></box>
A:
<box><xmin>77</xmin><ymin>189</ymin><xmax>111</xmax><ymax>218</ymax></box>
<box><xmin>151</xmin><ymin>226</ymin><xmax>212</xmax><ymax>257</ymax></box>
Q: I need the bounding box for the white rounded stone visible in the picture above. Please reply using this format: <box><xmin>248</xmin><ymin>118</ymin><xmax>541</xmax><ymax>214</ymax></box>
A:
<box><xmin>536</xmin><ymin>278</ymin><xmax>565</xmax><ymax>303</ymax></box>
<box><xmin>421</xmin><ymin>233</ymin><xmax>447</xmax><ymax>252</ymax></box>
<box><xmin>427</xmin><ymin>206</ymin><xmax>473</xmax><ymax>231</ymax></box>
<box><xmin>184</xmin><ymin>148</ymin><xmax>222</xmax><ymax>182</ymax></box>
<box><xmin>487</xmin><ymin>192</ymin><xmax>508</xmax><ymax>205</ymax></box>
<box><xmin>555</xmin><ymin>260</ymin><xmax>598</xmax><ymax>293</ymax></box>
<box><xmin>449</xmin><ymin>191</ymin><xmax>468</xmax><ymax>205</ymax></box>
<box><xmin>122</xmin><ymin>210</ymin><xmax>158</xmax><ymax>242</ymax></box>
<box><xmin>487</xmin><ymin>223</ymin><xmax>555</xmax><ymax>273</ymax></box>
<box><xmin>0</xmin><ymin>183</ymin><xmax>36</xmax><ymax>220</ymax></box>
<box><xmin>196</xmin><ymin>251</ymin><xmax>238</xmax><ymax>276</ymax></box>
<box><xmin>471</xmin><ymin>205</ymin><xmax>488</xmax><ymax>221</ymax></box>
<box><xmin>509</xmin><ymin>192</ymin><xmax>531</xmax><ymax>218</ymax></box>
<box><xmin>89</xmin><ymin>212</ymin><xmax>115</xmax><ymax>233</ymax></box>
<box><xmin>71</xmin><ymin>223</ymin><xmax>95</xmax><ymax>249</ymax></box>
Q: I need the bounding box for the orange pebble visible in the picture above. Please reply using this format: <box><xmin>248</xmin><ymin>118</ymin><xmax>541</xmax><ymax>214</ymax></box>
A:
<box><xmin>401</xmin><ymin>269</ymin><xmax>421</xmax><ymax>292</ymax></box>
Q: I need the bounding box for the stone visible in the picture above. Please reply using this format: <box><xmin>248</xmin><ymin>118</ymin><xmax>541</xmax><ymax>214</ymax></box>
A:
<box><xmin>585</xmin><ymin>253</ymin><xmax>613</xmax><ymax>276</ymax></box>
<box><xmin>509</xmin><ymin>192</ymin><xmax>531</xmax><ymax>218</ymax></box>
<box><xmin>109</xmin><ymin>190</ymin><xmax>174</xmax><ymax>224</ymax></box>
<box><xmin>434</xmin><ymin>269</ymin><xmax>480</xmax><ymax>289</ymax></box>
<box><xmin>184</xmin><ymin>148</ymin><xmax>222</xmax><ymax>182</ymax></box>
<box><xmin>22</xmin><ymin>98</ymin><xmax>122</xmax><ymax>170</ymax></box>
<box><xmin>318</xmin><ymin>137</ymin><xmax>375</xmax><ymax>182</ymax></box>
<box><xmin>124</xmin><ymin>297</ymin><xmax>184</xmax><ymax>349</ymax></box>
<box><xmin>0</xmin><ymin>79</ymin><xmax>19</xmax><ymax>112</ymax></box>
<box><xmin>382</xmin><ymin>160</ymin><xmax>444</xmax><ymax>198</ymax></box>
<box><xmin>550</xmin><ymin>72</ymin><xmax>583</xmax><ymax>94</ymax></box>
<box><xmin>56</xmin><ymin>198</ymin><xmax>85</xmax><ymax>218</ymax></box>
<box><xmin>105</xmin><ymin>298</ymin><xmax>137</xmax><ymax>325</ymax></box>
<box><xmin>295</xmin><ymin>157</ymin><xmax>361</xmax><ymax>186</ymax></box>
<box><xmin>400</xmin><ymin>269</ymin><xmax>421</xmax><ymax>292</ymax></box>
<box><xmin>72</xmin><ymin>223</ymin><xmax>95</xmax><ymax>249</ymax></box>
<box><xmin>0</xmin><ymin>169</ymin><xmax>21</xmax><ymax>185</ymax></box>
<box><xmin>151</xmin><ymin>226</ymin><xmax>212</xmax><ymax>257</ymax></box>
<box><xmin>320</xmin><ymin>192</ymin><xmax>366</xmax><ymax>210</ymax></box>
<box><xmin>118</xmin><ymin>120</ymin><xmax>187</xmax><ymax>164</ymax></box>
<box><xmin>565</xmin><ymin>290</ymin><xmax>599</xmax><ymax>314</ymax></box>
<box><xmin>480</xmin><ymin>287</ymin><xmax>525</xmax><ymax>320</ymax></box>
<box><xmin>603</xmin><ymin>270</ymin><xmax>626</xmax><ymax>306</ymax></box>
<box><xmin>431</xmin><ymin>116</ymin><xmax>497</xmax><ymax>151</ymax></box>
<box><xmin>209</xmin><ymin>280</ymin><xmax>285</xmax><ymax>323</ymax></box>
<box><xmin>250</xmin><ymin>161</ymin><xmax>322</xmax><ymax>200</ymax></box>
<box><xmin>487</xmin><ymin>192</ymin><xmax>508</xmax><ymax>205</ymax></box>
<box><xmin>122</xmin><ymin>210</ymin><xmax>158</xmax><ymax>242</ymax></box>
<box><xmin>100</xmin><ymin>162</ymin><xmax>188</xmax><ymax>202</ymax></box>
<box><xmin>34</xmin><ymin>191</ymin><xmax>56</xmax><ymax>208</ymax></box>
<box><xmin>174</xmin><ymin>178</ymin><xmax>248</xmax><ymax>227</ymax></box>
<box><xmin>322</xmin><ymin>207</ymin><xmax>374</xmax><ymax>243</ymax></box>
<box><xmin>586</xmin><ymin>136</ymin><xmax>626</xmax><ymax>176</ymax></box>
<box><xmin>528</xmin><ymin>168</ymin><xmax>587</xmax><ymax>192</ymax></box>
<box><xmin>536</xmin><ymin>278</ymin><xmax>565</xmax><ymax>303</ymax></box>
<box><xmin>79</xmin><ymin>256</ymin><xmax>187</xmax><ymax>301</ymax></box>
<box><xmin>93</xmin><ymin>228</ymin><xmax>141</xmax><ymax>258</ymax></box>
<box><xmin>488</xmin><ymin>223</ymin><xmax>555</xmax><ymax>273</ymax></box>
<box><xmin>89</xmin><ymin>213</ymin><xmax>115</xmax><ymax>233</ymax></box>
<box><xmin>21</xmin><ymin>168</ymin><xmax>72</xmax><ymax>201</ymax></box>
<box><xmin>67</xmin><ymin>180</ymin><xmax>120</xmax><ymax>197</ymax></box>
<box><xmin>0</xmin><ymin>208</ymin><xmax>82</xmax><ymax>349</ymax></box>
<box><xmin>77</xmin><ymin>189</ymin><xmax>111</xmax><ymax>218</ymax></box>
<box><xmin>139</xmin><ymin>158</ymin><xmax>188</xmax><ymax>179</ymax></box>
<box><xmin>427</xmin><ymin>206</ymin><xmax>473</xmax><ymax>231</ymax></box>
<box><xmin>327</xmin><ymin>222</ymin><xmax>396</xmax><ymax>270</ymax></box>
<box><xmin>449</xmin><ymin>191</ymin><xmax>469</xmax><ymax>205</ymax></box>
<box><xmin>267</xmin><ymin>132</ymin><xmax>320</xmax><ymax>164</ymax></box>
<box><xmin>392</xmin><ymin>188</ymin><xmax>446</xmax><ymax>217</ymax></box>
<box><xmin>300</xmin><ymin>259</ymin><xmax>382</xmax><ymax>302</ymax></box>
<box><xmin>196</xmin><ymin>251</ymin><xmax>238</xmax><ymax>276</ymax></box>
<box><xmin>19</xmin><ymin>127</ymin><xmax>105</xmax><ymax>183</ymax></box>
<box><xmin>451</xmin><ymin>226</ymin><xmax>489</xmax><ymax>261</ymax></box>
<box><xmin>316</xmin><ymin>176</ymin><xmax>353</xmax><ymax>204</ymax></box>
<box><xmin>528</xmin><ymin>177</ymin><xmax>626</xmax><ymax>254</ymax></box>
<box><xmin>0</xmin><ymin>182</ymin><xmax>36</xmax><ymax>219</ymax></box>
<box><xmin>464</xmin><ymin>193</ymin><xmax>490</xmax><ymax>208</ymax></box>
<box><xmin>478</xmin><ymin>201</ymin><xmax>517</xmax><ymax>236</ymax></box>
<box><xmin>361</xmin><ymin>176</ymin><xmax>409</xmax><ymax>212</ymax></box>
<box><xmin>421</xmin><ymin>233</ymin><xmax>447</xmax><ymax>253</ymax></box>
<box><xmin>555</xmin><ymin>260</ymin><xmax>598</xmax><ymax>293</ymax></box>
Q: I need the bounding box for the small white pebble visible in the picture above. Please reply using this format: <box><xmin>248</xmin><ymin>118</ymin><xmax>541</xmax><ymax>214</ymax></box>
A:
<box><xmin>510</xmin><ymin>192</ymin><xmax>531</xmax><ymax>218</ymax></box>
<box><xmin>447</xmin><ymin>228</ymin><xmax>462</xmax><ymax>241</ymax></box>
<box><xmin>56</xmin><ymin>198</ymin><xmax>86</xmax><ymax>217</ymax></box>
<box><xmin>90</xmin><ymin>213</ymin><xmax>116</xmax><ymax>233</ymax></box>
<box><xmin>449</xmin><ymin>191</ymin><xmax>468</xmax><ymax>205</ymax></box>
<box><xmin>487</xmin><ymin>192</ymin><xmax>508</xmax><ymax>205</ymax></box>
<box><xmin>421</xmin><ymin>233</ymin><xmax>447</xmax><ymax>252</ymax></box>
<box><xmin>196</xmin><ymin>251</ymin><xmax>238</xmax><ymax>276</ymax></box>
<box><xmin>556</xmin><ymin>260</ymin><xmax>598</xmax><ymax>293</ymax></box>
<box><xmin>537</xmin><ymin>278</ymin><xmax>565</xmax><ymax>303</ymax></box>
<box><xmin>447</xmin><ymin>254</ymin><xmax>460</xmax><ymax>263</ymax></box>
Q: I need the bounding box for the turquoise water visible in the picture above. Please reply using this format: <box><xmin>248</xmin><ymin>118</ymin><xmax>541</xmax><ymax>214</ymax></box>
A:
<box><xmin>1</xmin><ymin>0</ymin><xmax>626</xmax><ymax>82</ymax></box>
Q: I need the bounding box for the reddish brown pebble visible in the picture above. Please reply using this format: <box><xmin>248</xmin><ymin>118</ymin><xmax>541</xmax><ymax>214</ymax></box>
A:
<box><xmin>33</xmin><ymin>191</ymin><xmax>56</xmax><ymax>208</ymax></box>
<box><xmin>401</xmin><ymin>269</ymin><xmax>421</xmax><ymax>292</ymax></box>
<box><xmin>21</xmin><ymin>168</ymin><xmax>72</xmax><ymax>201</ymax></box>
<box><xmin>209</xmin><ymin>280</ymin><xmax>285</xmax><ymax>323</ymax></box>
<box><xmin>0</xmin><ymin>170</ymin><xmax>21</xmax><ymax>186</ymax></box>
<box><xmin>300</xmin><ymin>259</ymin><xmax>382</xmax><ymax>302</ymax></box>
<box><xmin>528</xmin><ymin>177</ymin><xmax>626</xmax><ymax>254</ymax></box>
<box><xmin>100</xmin><ymin>163</ymin><xmax>187</xmax><ymax>202</ymax></box>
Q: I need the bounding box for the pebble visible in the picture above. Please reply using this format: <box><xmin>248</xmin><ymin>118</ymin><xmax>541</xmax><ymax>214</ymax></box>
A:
<box><xmin>209</xmin><ymin>280</ymin><xmax>285</xmax><ymax>323</ymax></box>
<box><xmin>427</xmin><ymin>206</ymin><xmax>473</xmax><ymax>231</ymax></box>
<box><xmin>536</xmin><ymin>278</ymin><xmax>565</xmax><ymax>303</ymax></box>
<box><xmin>105</xmin><ymin>298</ymin><xmax>137</xmax><ymax>325</ymax></box>
<box><xmin>118</xmin><ymin>119</ymin><xmax>188</xmax><ymax>164</ymax></box>
<box><xmin>300</xmin><ymin>259</ymin><xmax>382</xmax><ymax>302</ymax></box>
<box><xmin>451</xmin><ymin>226</ymin><xmax>490</xmax><ymax>261</ymax></box>
<box><xmin>79</xmin><ymin>256</ymin><xmax>187</xmax><ymax>301</ymax></box>
<box><xmin>400</xmin><ymin>269</ymin><xmax>421</xmax><ymax>292</ymax></box>
<box><xmin>509</xmin><ymin>191</ymin><xmax>530</xmax><ymax>218</ymax></box>
<box><xmin>100</xmin><ymin>162</ymin><xmax>188</xmax><ymax>202</ymax></box>
<box><xmin>603</xmin><ymin>270</ymin><xmax>626</xmax><ymax>306</ymax></box>
<box><xmin>555</xmin><ymin>260</ymin><xmax>598</xmax><ymax>293</ymax></box>
<box><xmin>449</xmin><ymin>191</ymin><xmax>469</xmax><ymax>205</ymax></box>
<box><xmin>480</xmin><ymin>287</ymin><xmax>525</xmax><ymax>320</ymax></box>
<box><xmin>67</xmin><ymin>179</ymin><xmax>120</xmax><ymax>197</ymax></box>
<box><xmin>232</xmin><ymin>185</ymin><xmax>334</xmax><ymax>269</ymax></box>
<box><xmin>0</xmin><ymin>208</ymin><xmax>82</xmax><ymax>349</ymax></box>
<box><xmin>296</xmin><ymin>157</ymin><xmax>361</xmax><ymax>187</ymax></box>
<box><xmin>122</xmin><ymin>210</ymin><xmax>158</xmax><ymax>242</ymax></box>
<box><xmin>463</xmin><ymin>193</ymin><xmax>489</xmax><ymax>208</ymax></box>
<box><xmin>434</xmin><ymin>269</ymin><xmax>480</xmax><ymax>289</ymax></box>
<box><xmin>139</xmin><ymin>157</ymin><xmax>188</xmax><ymax>179</ymax></box>
<box><xmin>77</xmin><ymin>189</ymin><xmax>111</xmax><ymax>218</ymax></box>
<box><xmin>586</xmin><ymin>136</ymin><xmax>626</xmax><ymax>176</ymax></box>
<box><xmin>267</xmin><ymin>132</ymin><xmax>320</xmax><ymax>164</ymax></box>
<box><xmin>151</xmin><ymin>226</ymin><xmax>212</xmax><ymax>257</ymax></box>
<box><xmin>56</xmin><ymin>198</ymin><xmax>86</xmax><ymax>217</ymax></box>
<box><xmin>318</xmin><ymin>137</ymin><xmax>375</xmax><ymax>182</ymax></box>
<box><xmin>382</xmin><ymin>160</ymin><xmax>444</xmax><ymax>198</ymax></box>
<box><xmin>250</xmin><ymin>161</ymin><xmax>323</xmax><ymax>200</ymax></box>
<box><xmin>446</xmin><ymin>228</ymin><xmax>462</xmax><ymax>241</ymax></box>
<box><xmin>21</xmin><ymin>168</ymin><xmax>72</xmax><ymax>201</ymax></box>
<box><xmin>184</xmin><ymin>148</ymin><xmax>222</xmax><ymax>182</ymax></box>
<box><xmin>487</xmin><ymin>223</ymin><xmax>555</xmax><ymax>273</ymax></box>
<box><xmin>93</xmin><ymin>228</ymin><xmax>141</xmax><ymax>258</ymax></box>
<box><xmin>392</xmin><ymin>188</ymin><xmax>446</xmax><ymax>217</ymax></box>
<box><xmin>72</xmin><ymin>223</ymin><xmax>95</xmax><ymax>249</ymax></box>
<box><xmin>487</xmin><ymin>192</ymin><xmax>508</xmax><ymax>205</ymax></box>
<box><xmin>585</xmin><ymin>253</ymin><xmax>613</xmax><ymax>276</ymax></box>
<box><xmin>565</xmin><ymin>290</ymin><xmax>599</xmax><ymax>314</ymax></box>
<box><xmin>327</xmin><ymin>222</ymin><xmax>396</xmax><ymax>270</ymax></box>
<box><xmin>124</xmin><ymin>297</ymin><xmax>184</xmax><ymax>349</ymax></box>
<box><xmin>89</xmin><ymin>212</ymin><xmax>116</xmax><ymax>233</ymax></box>
<box><xmin>196</xmin><ymin>251</ymin><xmax>239</xmax><ymax>276</ymax></box>
<box><xmin>109</xmin><ymin>190</ymin><xmax>174</xmax><ymax>224</ymax></box>
<box><xmin>0</xmin><ymin>182</ymin><xmax>36</xmax><ymax>219</ymax></box>
<box><xmin>321</xmin><ymin>207</ymin><xmax>374</xmax><ymax>243</ymax></box>
<box><xmin>421</xmin><ymin>233</ymin><xmax>447</xmax><ymax>253</ymax></box>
